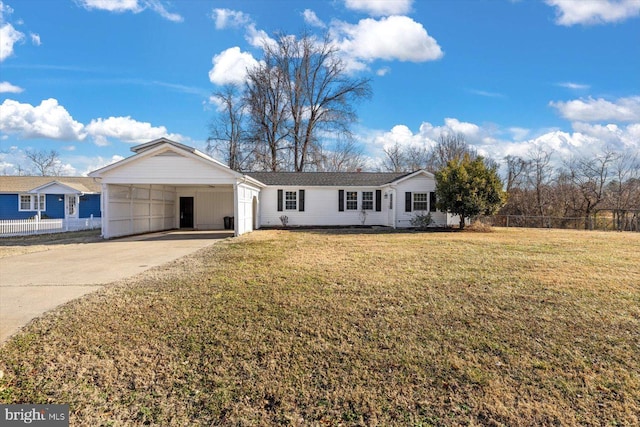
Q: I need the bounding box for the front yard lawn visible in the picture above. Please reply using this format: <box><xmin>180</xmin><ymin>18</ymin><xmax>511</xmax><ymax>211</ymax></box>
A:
<box><xmin>1</xmin><ymin>228</ymin><xmax>639</xmax><ymax>425</ymax></box>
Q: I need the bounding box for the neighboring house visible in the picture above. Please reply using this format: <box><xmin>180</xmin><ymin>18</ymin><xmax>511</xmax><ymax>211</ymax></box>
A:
<box><xmin>0</xmin><ymin>176</ymin><xmax>102</xmax><ymax>220</ymax></box>
<box><xmin>89</xmin><ymin>138</ymin><xmax>458</xmax><ymax>239</ymax></box>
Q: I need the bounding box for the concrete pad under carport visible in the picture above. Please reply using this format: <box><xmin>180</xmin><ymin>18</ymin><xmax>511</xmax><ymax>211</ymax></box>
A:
<box><xmin>0</xmin><ymin>230</ymin><xmax>232</xmax><ymax>343</ymax></box>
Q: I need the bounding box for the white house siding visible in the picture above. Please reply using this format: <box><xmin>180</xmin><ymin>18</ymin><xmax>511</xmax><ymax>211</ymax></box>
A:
<box><xmin>103</xmin><ymin>184</ymin><xmax>176</xmax><ymax>238</ymax></box>
<box><xmin>175</xmin><ymin>186</ymin><xmax>234</xmax><ymax>230</ymax></box>
<box><xmin>100</xmin><ymin>151</ymin><xmax>236</xmax><ymax>186</ymax></box>
<box><xmin>259</xmin><ymin>186</ymin><xmax>390</xmax><ymax>227</ymax></box>
<box><xmin>393</xmin><ymin>175</ymin><xmax>448</xmax><ymax>227</ymax></box>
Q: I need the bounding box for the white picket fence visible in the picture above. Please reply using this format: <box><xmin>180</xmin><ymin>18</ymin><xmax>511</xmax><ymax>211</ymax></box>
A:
<box><xmin>0</xmin><ymin>215</ymin><xmax>102</xmax><ymax>237</ymax></box>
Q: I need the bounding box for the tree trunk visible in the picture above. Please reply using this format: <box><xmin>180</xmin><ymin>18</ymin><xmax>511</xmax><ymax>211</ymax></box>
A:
<box><xmin>459</xmin><ymin>216</ymin><xmax>465</xmax><ymax>229</ymax></box>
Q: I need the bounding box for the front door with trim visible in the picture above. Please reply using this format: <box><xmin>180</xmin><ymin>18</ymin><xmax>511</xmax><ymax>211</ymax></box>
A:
<box><xmin>65</xmin><ymin>194</ymin><xmax>78</xmax><ymax>219</ymax></box>
<box><xmin>180</xmin><ymin>197</ymin><xmax>194</xmax><ymax>228</ymax></box>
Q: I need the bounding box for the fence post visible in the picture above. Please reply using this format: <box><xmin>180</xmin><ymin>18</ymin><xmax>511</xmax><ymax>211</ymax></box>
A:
<box><xmin>506</xmin><ymin>215</ymin><xmax>509</xmax><ymax>228</ymax></box>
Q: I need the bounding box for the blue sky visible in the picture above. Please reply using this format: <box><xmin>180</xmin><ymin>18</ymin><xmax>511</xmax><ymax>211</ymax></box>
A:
<box><xmin>1</xmin><ymin>0</ymin><xmax>639</xmax><ymax>175</ymax></box>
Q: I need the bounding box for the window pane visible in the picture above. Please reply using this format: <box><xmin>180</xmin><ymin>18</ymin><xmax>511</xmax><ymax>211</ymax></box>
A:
<box><xmin>346</xmin><ymin>191</ymin><xmax>357</xmax><ymax>210</ymax></box>
<box><xmin>20</xmin><ymin>195</ymin><xmax>32</xmax><ymax>210</ymax></box>
<box><xmin>413</xmin><ymin>193</ymin><xmax>428</xmax><ymax>211</ymax></box>
<box><xmin>285</xmin><ymin>191</ymin><xmax>297</xmax><ymax>210</ymax></box>
<box><xmin>362</xmin><ymin>191</ymin><xmax>373</xmax><ymax>210</ymax></box>
<box><xmin>38</xmin><ymin>195</ymin><xmax>46</xmax><ymax>210</ymax></box>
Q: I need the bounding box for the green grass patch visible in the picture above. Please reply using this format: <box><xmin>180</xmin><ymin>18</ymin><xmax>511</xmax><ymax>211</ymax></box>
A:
<box><xmin>1</xmin><ymin>228</ymin><xmax>639</xmax><ymax>425</ymax></box>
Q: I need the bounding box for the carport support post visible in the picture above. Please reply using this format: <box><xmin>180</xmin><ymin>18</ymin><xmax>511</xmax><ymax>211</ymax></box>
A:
<box><xmin>101</xmin><ymin>184</ymin><xmax>109</xmax><ymax>238</ymax></box>
<box><xmin>233</xmin><ymin>183</ymin><xmax>238</xmax><ymax>236</ymax></box>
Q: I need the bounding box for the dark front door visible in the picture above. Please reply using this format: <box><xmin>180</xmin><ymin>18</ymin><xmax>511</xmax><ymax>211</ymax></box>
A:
<box><xmin>179</xmin><ymin>197</ymin><xmax>194</xmax><ymax>228</ymax></box>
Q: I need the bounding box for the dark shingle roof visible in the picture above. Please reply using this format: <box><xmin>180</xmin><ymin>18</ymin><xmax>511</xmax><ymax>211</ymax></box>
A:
<box><xmin>0</xmin><ymin>176</ymin><xmax>102</xmax><ymax>193</ymax></box>
<box><xmin>246</xmin><ymin>172</ymin><xmax>411</xmax><ymax>187</ymax></box>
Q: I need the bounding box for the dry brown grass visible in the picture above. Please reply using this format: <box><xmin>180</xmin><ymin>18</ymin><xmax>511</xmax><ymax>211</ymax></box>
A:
<box><xmin>1</xmin><ymin>228</ymin><xmax>639</xmax><ymax>426</ymax></box>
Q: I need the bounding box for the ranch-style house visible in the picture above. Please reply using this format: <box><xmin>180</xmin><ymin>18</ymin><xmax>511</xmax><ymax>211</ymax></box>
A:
<box><xmin>88</xmin><ymin>138</ymin><xmax>459</xmax><ymax>239</ymax></box>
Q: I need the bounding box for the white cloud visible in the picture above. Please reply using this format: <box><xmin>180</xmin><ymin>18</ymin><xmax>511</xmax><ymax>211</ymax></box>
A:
<box><xmin>557</xmin><ymin>82</ymin><xmax>590</xmax><ymax>90</ymax></box>
<box><xmin>0</xmin><ymin>1</ymin><xmax>13</xmax><ymax>19</ymax></box>
<box><xmin>0</xmin><ymin>98</ymin><xmax>184</xmax><ymax>148</ymax></box>
<box><xmin>211</xmin><ymin>8</ymin><xmax>251</xmax><ymax>29</ymax></box>
<box><xmin>78</xmin><ymin>0</ymin><xmax>183</xmax><ymax>22</ymax></box>
<box><xmin>0</xmin><ymin>81</ymin><xmax>23</xmax><ymax>93</ymax></box>
<box><xmin>244</xmin><ymin>23</ymin><xmax>276</xmax><ymax>49</ymax></box>
<box><xmin>0</xmin><ymin>22</ymin><xmax>24</xmax><ymax>61</ymax></box>
<box><xmin>85</xmin><ymin>116</ymin><xmax>183</xmax><ymax>146</ymax></box>
<box><xmin>79</xmin><ymin>0</ymin><xmax>143</xmax><ymax>13</ymax></box>
<box><xmin>30</xmin><ymin>32</ymin><xmax>41</xmax><ymax>46</ymax></box>
<box><xmin>509</xmin><ymin>127</ymin><xmax>530</xmax><ymax>141</ymax></box>
<box><xmin>302</xmin><ymin>9</ymin><xmax>326</xmax><ymax>28</ymax></box>
<box><xmin>468</xmin><ymin>88</ymin><xmax>506</xmax><ymax>98</ymax></box>
<box><xmin>335</xmin><ymin>16</ymin><xmax>443</xmax><ymax>63</ymax></box>
<box><xmin>146</xmin><ymin>0</ymin><xmax>182</xmax><ymax>22</ymax></box>
<box><xmin>376</xmin><ymin>67</ymin><xmax>391</xmax><ymax>76</ymax></box>
<box><xmin>367</xmin><ymin>116</ymin><xmax>640</xmax><ymax>171</ymax></box>
<box><xmin>77</xmin><ymin>154</ymin><xmax>125</xmax><ymax>175</ymax></box>
<box><xmin>208</xmin><ymin>46</ymin><xmax>260</xmax><ymax>86</ymax></box>
<box><xmin>550</xmin><ymin>96</ymin><xmax>640</xmax><ymax>122</ymax></box>
<box><xmin>344</xmin><ymin>0</ymin><xmax>413</xmax><ymax>16</ymax></box>
<box><xmin>546</xmin><ymin>0</ymin><xmax>640</xmax><ymax>25</ymax></box>
<box><xmin>0</xmin><ymin>98</ymin><xmax>86</xmax><ymax>140</ymax></box>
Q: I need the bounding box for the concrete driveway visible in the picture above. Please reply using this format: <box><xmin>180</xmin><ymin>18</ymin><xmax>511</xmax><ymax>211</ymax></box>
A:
<box><xmin>0</xmin><ymin>230</ymin><xmax>232</xmax><ymax>343</ymax></box>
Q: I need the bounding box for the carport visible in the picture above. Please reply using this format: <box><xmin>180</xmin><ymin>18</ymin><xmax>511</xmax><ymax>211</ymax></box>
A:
<box><xmin>89</xmin><ymin>138</ymin><xmax>264</xmax><ymax>239</ymax></box>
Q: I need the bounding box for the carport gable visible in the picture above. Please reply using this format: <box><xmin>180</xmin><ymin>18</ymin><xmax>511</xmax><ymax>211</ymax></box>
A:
<box><xmin>89</xmin><ymin>140</ymin><xmax>255</xmax><ymax>238</ymax></box>
<box><xmin>90</xmin><ymin>140</ymin><xmax>242</xmax><ymax>185</ymax></box>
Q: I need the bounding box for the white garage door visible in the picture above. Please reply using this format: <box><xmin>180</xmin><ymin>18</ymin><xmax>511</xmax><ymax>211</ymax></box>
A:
<box><xmin>105</xmin><ymin>184</ymin><xmax>176</xmax><ymax>238</ymax></box>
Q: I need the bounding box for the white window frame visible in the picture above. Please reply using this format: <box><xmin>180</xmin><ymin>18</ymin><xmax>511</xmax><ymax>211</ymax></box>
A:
<box><xmin>18</xmin><ymin>194</ymin><xmax>46</xmax><ymax>212</ymax></box>
<box><xmin>285</xmin><ymin>191</ymin><xmax>297</xmax><ymax>210</ymax></box>
<box><xmin>362</xmin><ymin>191</ymin><xmax>374</xmax><ymax>210</ymax></box>
<box><xmin>346</xmin><ymin>191</ymin><xmax>358</xmax><ymax>210</ymax></box>
<box><xmin>413</xmin><ymin>192</ymin><xmax>428</xmax><ymax>211</ymax></box>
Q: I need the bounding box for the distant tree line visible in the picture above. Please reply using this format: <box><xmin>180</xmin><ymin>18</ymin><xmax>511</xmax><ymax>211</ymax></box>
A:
<box><xmin>208</xmin><ymin>31</ymin><xmax>371</xmax><ymax>172</ymax></box>
<box><xmin>380</xmin><ymin>135</ymin><xmax>640</xmax><ymax>231</ymax></box>
<box><xmin>501</xmin><ymin>148</ymin><xmax>640</xmax><ymax>231</ymax></box>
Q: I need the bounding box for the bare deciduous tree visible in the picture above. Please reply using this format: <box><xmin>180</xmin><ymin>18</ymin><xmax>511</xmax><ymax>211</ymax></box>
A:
<box><xmin>312</xmin><ymin>137</ymin><xmax>366</xmax><ymax>172</ymax></box>
<box><xmin>527</xmin><ymin>147</ymin><xmax>554</xmax><ymax>226</ymax></box>
<box><xmin>24</xmin><ymin>149</ymin><xmax>63</xmax><ymax>176</ymax></box>
<box><xmin>207</xmin><ymin>85</ymin><xmax>251</xmax><ymax>171</ymax></box>
<box><xmin>563</xmin><ymin>149</ymin><xmax>617</xmax><ymax>229</ymax></box>
<box><xmin>246</xmin><ymin>52</ymin><xmax>290</xmax><ymax>171</ymax></box>
<box><xmin>247</xmin><ymin>31</ymin><xmax>371</xmax><ymax>171</ymax></box>
<box><xmin>381</xmin><ymin>142</ymin><xmax>407</xmax><ymax>172</ymax></box>
<box><xmin>504</xmin><ymin>155</ymin><xmax>528</xmax><ymax>192</ymax></box>
<box><xmin>426</xmin><ymin>133</ymin><xmax>477</xmax><ymax>172</ymax></box>
<box><xmin>607</xmin><ymin>151</ymin><xmax>640</xmax><ymax>230</ymax></box>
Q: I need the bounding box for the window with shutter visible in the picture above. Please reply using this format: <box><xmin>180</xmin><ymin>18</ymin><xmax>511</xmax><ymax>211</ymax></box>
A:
<box><xmin>285</xmin><ymin>191</ymin><xmax>297</xmax><ymax>210</ymax></box>
<box><xmin>413</xmin><ymin>193</ymin><xmax>428</xmax><ymax>211</ymax></box>
<box><xmin>362</xmin><ymin>191</ymin><xmax>373</xmax><ymax>210</ymax></box>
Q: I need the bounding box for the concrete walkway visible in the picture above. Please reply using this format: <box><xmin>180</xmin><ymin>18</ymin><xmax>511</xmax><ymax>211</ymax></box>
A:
<box><xmin>0</xmin><ymin>230</ymin><xmax>232</xmax><ymax>343</ymax></box>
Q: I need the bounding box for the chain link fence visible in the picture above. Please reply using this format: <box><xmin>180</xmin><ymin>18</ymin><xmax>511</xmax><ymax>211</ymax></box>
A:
<box><xmin>480</xmin><ymin>213</ymin><xmax>640</xmax><ymax>232</ymax></box>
